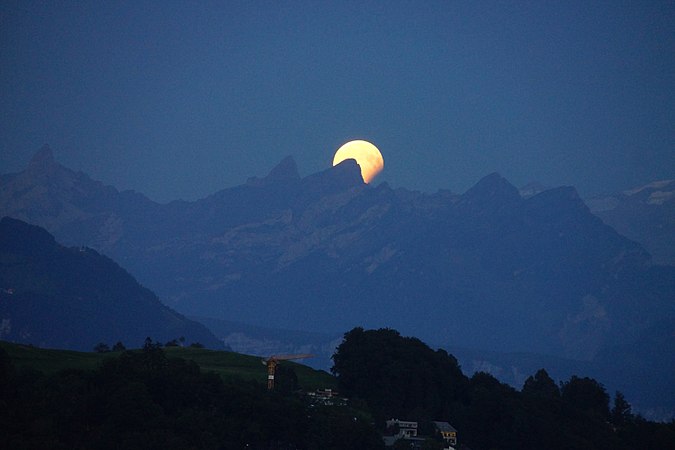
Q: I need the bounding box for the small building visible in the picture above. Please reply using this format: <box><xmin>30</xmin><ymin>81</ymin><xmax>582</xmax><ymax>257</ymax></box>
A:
<box><xmin>432</xmin><ymin>421</ymin><xmax>458</xmax><ymax>449</ymax></box>
<box><xmin>385</xmin><ymin>418</ymin><xmax>418</xmax><ymax>438</ymax></box>
<box><xmin>306</xmin><ymin>388</ymin><xmax>347</xmax><ymax>406</ymax></box>
<box><xmin>383</xmin><ymin>435</ymin><xmax>426</xmax><ymax>449</ymax></box>
<box><xmin>383</xmin><ymin>419</ymin><xmax>420</xmax><ymax>448</ymax></box>
<box><xmin>383</xmin><ymin>419</ymin><xmax>458</xmax><ymax>449</ymax></box>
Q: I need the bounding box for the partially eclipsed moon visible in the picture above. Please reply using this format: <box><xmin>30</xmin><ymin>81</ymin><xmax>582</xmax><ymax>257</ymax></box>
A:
<box><xmin>333</xmin><ymin>140</ymin><xmax>384</xmax><ymax>183</ymax></box>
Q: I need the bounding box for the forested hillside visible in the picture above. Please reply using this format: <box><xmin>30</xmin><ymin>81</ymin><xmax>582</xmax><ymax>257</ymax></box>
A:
<box><xmin>0</xmin><ymin>340</ymin><xmax>381</xmax><ymax>450</ymax></box>
<box><xmin>2</xmin><ymin>330</ymin><xmax>674</xmax><ymax>449</ymax></box>
<box><xmin>332</xmin><ymin>328</ymin><xmax>675</xmax><ymax>450</ymax></box>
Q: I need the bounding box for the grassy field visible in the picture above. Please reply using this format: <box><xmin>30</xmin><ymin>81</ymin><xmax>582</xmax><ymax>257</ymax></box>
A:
<box><xmin>163</xmin><ymin>347</ymin><xmax>337</xmax><ymax>390</ymax></box>
<box><xmin>0</xmin><ymin>341</ymin><xmax>336</xmax><ymax>391</ymax></box>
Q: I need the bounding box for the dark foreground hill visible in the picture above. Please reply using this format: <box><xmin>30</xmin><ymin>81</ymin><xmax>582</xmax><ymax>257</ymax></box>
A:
<box><xmin>331</xmin><ymin>328</ymin><xmax>675</xmax><ymax>450</ymax></box>
<box><xmin>1</xmin><ymin>146</ymin><xmax>674</xmax><ymax>416</ymax></box>
<box><xmin>0</xmin><ymin>217</ymin><xmax>222</xmax><ymax>350</ymax></box>
<box><xmin>3</xmin><ymin>332</ymin><xmax>674</xmax><ymax>450</ymax></box>
<box><xmin>0</xmin><ymin>340</ymin><xmax>378</xmax><ymax>450</ymax></box>
<box><xmin>0</xmin><ymin>340</ymin><xmax>334</xmax><ymax>391</ymax></box>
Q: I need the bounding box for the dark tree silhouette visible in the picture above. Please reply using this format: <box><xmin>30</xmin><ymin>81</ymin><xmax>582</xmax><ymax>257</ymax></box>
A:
<box><xmin>523</xmin><ymin>369</ymin><xmax>560</xmax><ymax>399</ymax></box>
<box><xmin>561</xmin><ymin>376</ymin><xmax>610</xmax><ymax>420</ymax></box>
<box><xmin>94</xmin><ymin>342</ymin><xmax>110</xmax><ymax>353</ymax></box>
<box><xmin>610</xmin><ymin>391</ymin><xmax>633</xmax><ymax>427</ymax></box>
<box><xmin>332</xmin><ymin>327</ymin><xmax>466</xmax><ymax>422</ymax></box>
<box><xmin>0</xmin><ymin>344</ymin><xmax>384</xmax><ymax>449</ymax></box>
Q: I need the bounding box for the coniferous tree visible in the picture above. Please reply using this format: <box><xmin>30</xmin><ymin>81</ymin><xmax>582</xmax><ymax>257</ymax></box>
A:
<box><xmin>523</xmin><ymin>369</ymin><xmax>560</xmax><ymax>399</ymax></box>
<box><xmin>560</xmin><ymin>376</ymin><xmax>610</xmax><ymax>420</ymax></box>
<box><xmin>610</xmin><ymin>391</ymin><xmax>633</xmax><ymax>427</ymax></box>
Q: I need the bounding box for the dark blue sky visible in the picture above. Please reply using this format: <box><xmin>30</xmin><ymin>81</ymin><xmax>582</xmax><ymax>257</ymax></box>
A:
<box><xmin>2</xmin><ymin>1</ymin><xmax>673</xmax><ymax>202</ymax></box>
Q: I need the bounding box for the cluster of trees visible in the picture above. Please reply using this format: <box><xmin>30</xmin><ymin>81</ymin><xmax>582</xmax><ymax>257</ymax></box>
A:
<box><xmin>93</xmin><ymin>341</ymin><xmax>126</xmax><ymax>353</ymax></box>
<box><xmin>93</xmin><ymin>337</ymin><xmax>205</xmax><ymax>353</ymax></box>
<box><xmin>0</xmin><ymin>342</ymin><xmax>383</xmax><ymax>449</ymax></box>
<box><xmin>332</xmin><ymin>327</ymin><xmax>675</xmax><ymax>450</ymax></box>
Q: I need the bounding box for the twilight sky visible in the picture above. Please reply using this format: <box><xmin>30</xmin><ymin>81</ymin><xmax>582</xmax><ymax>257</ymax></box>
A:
<box><xmin>1</xmin><ymin>1</ymin><xmax>674</xmax><ymax>202</ymax></box>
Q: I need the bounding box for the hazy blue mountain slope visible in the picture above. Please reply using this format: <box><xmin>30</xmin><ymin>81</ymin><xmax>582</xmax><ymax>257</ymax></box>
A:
<box><xmin>587</xmin><ymin>179</ymin><xmax>675</xmax><ymax>266</ymax></box>
<box><xmin>0</xmin><ymin>217</ymin><xmax>222</xmax><ymax>350</ymax></box>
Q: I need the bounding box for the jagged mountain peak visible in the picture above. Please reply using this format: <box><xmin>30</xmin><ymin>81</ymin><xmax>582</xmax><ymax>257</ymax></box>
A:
<box><xmin>300</xmin><ymin>158</ymin><xmax>364</xmax><ymax>195</ymax></box>
<box><xmin>246</xmin><ymin>156</ymin><xmax>300</xmax><ymax>187</ymax></box>
<box><xmin>523</xmin><ymin>186</ymin><xmax>593</xmax><ymax>220</ymax></box>
<box><xmin>519</xmin><ymin>181</ymin><xmax>551</xmax><ymax>199</ymax></box>
<box><xmin>529</xmin><ymin>185</ymin><xmax>583</xmax><ymax>203</ymax></box>
<box><xmin>470</xmin><ymin>172</ymin><xmax>518</xmax><ymax>193</ymax></box>
<box><xmin>460</xmin><ymin>172</ymin><xmax>521</xmax><ymax>209</ymax></box>
<box><xmin>0</xmin><ymin>147</ymin><xmax>138</xmax><ymax>242</ymax></box>
<box><xmin>29</xmin><ymin>144</ymin><xmax>56</xmax><ymax>167</ymax></box>
<box><xmin>26</xmin><ymin>144</ymin><xmax>61</xmax><ymax>177</ymax></box>
<box><xmin>330</xmin><ymin>158</ymin><xmax>363</xmax><ymax>183</ymax></box>
<box><xmin>267</xmin><ymin>156</ymin><xmax>300</xmax><ymax>182</ymax></box>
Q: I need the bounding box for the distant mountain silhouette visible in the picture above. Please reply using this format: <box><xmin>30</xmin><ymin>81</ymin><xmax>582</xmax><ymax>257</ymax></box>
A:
<box><xmin>247</xmin><ymin>154</ymin><xmax>301</xmax><ymax>186</ymax></box>
<box><xmin>0</xmin><ymin>217</ymin><xmax>222</xmax><ymax>350</ymax></box>
<box><xmin>586</xmin><ymin>179</ymin><xmax>675</xmax><ymax>266</ymax></box>
<box><xmin>1</xmin><ymin>147</ymin><xmax>674</xmax><ymax>414</ymax></box>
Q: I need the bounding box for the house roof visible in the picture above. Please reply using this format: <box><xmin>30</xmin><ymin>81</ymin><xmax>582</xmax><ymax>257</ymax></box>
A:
<box><xmin>432</xmin><ymin>421</ymin><xmax>457</xmax><ymax>433</ymax></box>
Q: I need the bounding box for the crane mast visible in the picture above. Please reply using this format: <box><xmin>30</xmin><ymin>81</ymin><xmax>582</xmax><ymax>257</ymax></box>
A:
<box><xmin>262</xmin><ymin>354</ymin><xmax>313</xmax><ymax>390</ymax></box>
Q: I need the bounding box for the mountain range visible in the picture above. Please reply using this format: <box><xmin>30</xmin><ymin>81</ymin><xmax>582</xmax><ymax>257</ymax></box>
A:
<box><xmin>1</xmin><ymin>145</ymin><xmax>673</xmax><ymax>416</ymax></box>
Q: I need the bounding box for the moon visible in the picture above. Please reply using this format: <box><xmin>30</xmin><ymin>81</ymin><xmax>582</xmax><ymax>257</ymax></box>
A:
<box><xmin>332</xmin><ymin>140</ymin><xmax>384</xmax><ymax>183</ymax></box>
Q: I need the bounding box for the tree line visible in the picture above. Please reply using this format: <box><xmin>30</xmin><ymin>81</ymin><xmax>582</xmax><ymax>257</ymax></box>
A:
<box><xmin>332</xmin><ymin>327</ymin><xmax>675</xmax><ymax>450</ymax></box>
<box><xmin>2</xmin><ymin>328</ymin><xmax>673</xmax><ymax>449</ymax></box>
<box><xmin>0</xmin><ymin>340</ymin><xmax>383</xmax><ymax>450</ymax></box>
<box><xmin>93</xmin><ymin>336</ymin><xmax>205</xmax><ymax>353</ymax></box>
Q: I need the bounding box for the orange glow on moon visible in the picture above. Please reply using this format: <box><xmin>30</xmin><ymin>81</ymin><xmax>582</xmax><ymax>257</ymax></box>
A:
<box><xmin>332</xmin><ymin>140</ymin><xmax>384</xmax><ymax>183</ymax></box>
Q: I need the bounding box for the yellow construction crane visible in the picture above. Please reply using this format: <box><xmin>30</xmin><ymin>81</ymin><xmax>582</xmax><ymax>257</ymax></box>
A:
<box><xmin>262</xmin><ymin>354</ymin><xmax>313</xmax><ymax>390</ymax></box>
